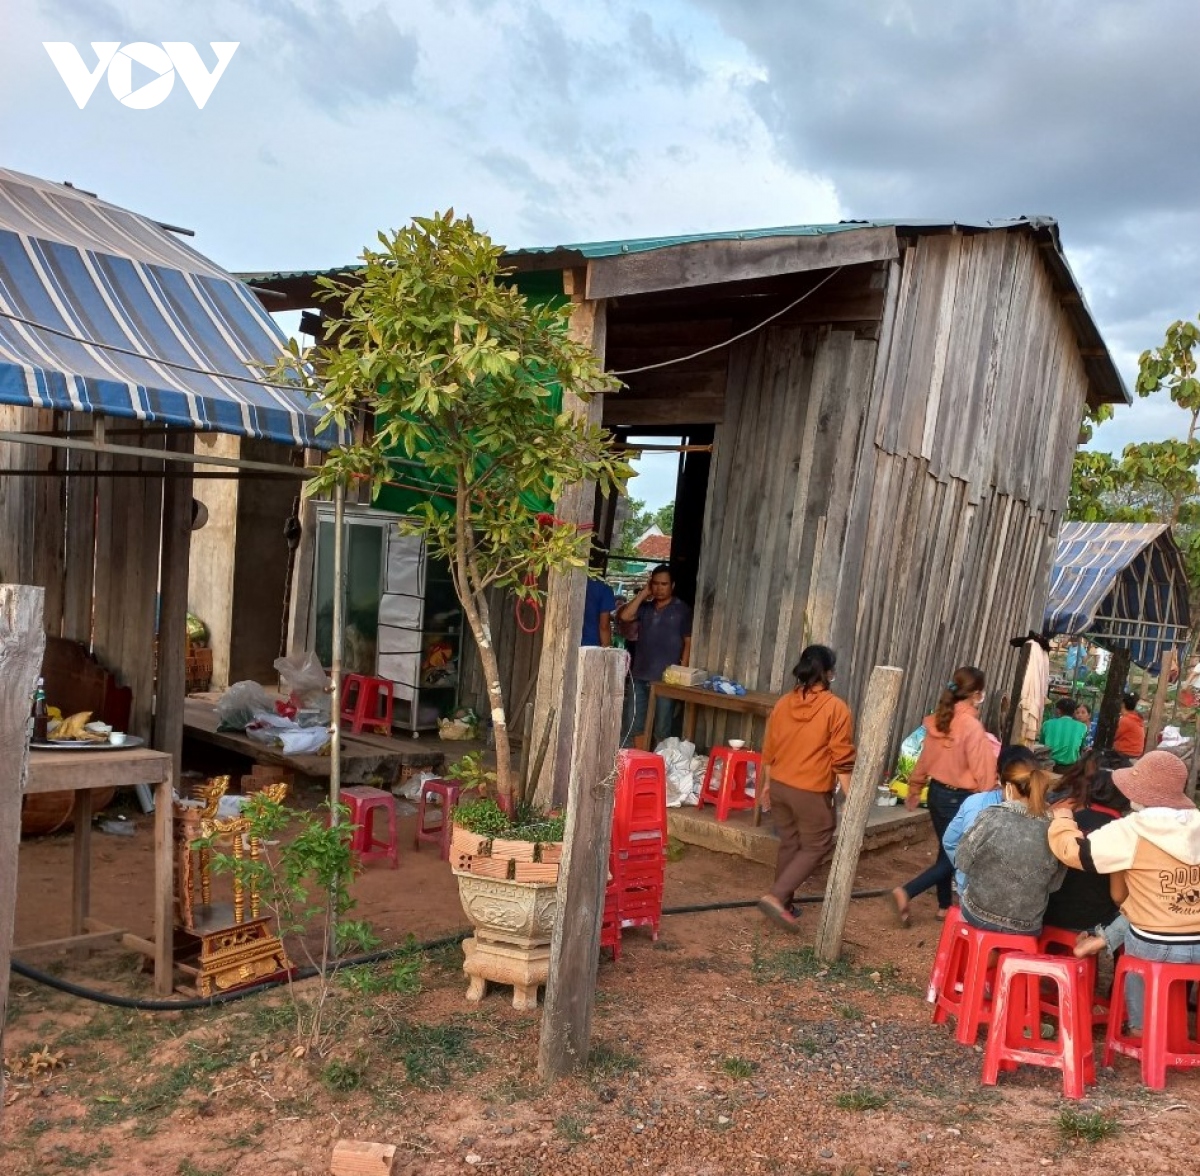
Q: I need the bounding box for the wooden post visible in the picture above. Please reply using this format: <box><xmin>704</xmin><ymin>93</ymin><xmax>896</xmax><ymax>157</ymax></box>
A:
<box><xmin>0</xmin><ymin>584</ymin><xmax>46</xmax><ymax>1113</ymax></box>
<box><xmin>538</xmin><ymin>646</ymin><xmax>626</xmax><ymax>1081</ymax></box>
<box><xmin>815</xmin><ymin>665</ymin><xmax>903</xmax><ymax>964</ymax></box>
<box><xmin>530</xmin><ymin>271</ymin><xmax>606</xmax><ymax>809</ymax></box>
<box><xmin>1145</xmin><ymin>647</ymin><xmax>1177</xmax><ymax>753</ymax></box>
<box><xmin>1094</xmin><ymin>647</ymin><xmax>1132</xmax><ymax>751</ymax></box>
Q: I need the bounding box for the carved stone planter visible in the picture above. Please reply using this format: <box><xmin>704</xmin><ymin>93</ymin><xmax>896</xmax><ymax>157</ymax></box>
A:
<box><xmin>453</xmin><ymin>868</ymin><xmax>559</xmax><ymax>1010</ymax></box>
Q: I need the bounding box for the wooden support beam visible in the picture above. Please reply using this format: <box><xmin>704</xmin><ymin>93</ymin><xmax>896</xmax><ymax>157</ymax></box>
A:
<box><xmin>815</xmin><ymin>665</ymin><xmax>903</xmax><ymax>964</ymax></box>
<box><xmin>1006</xmin><ymin>641</ymin><xmax>1033</xmax><ymax>745</ymax></box>
<box><xmin>530</xmin><ymin>276</ymin><xmax>606</xmax><ymax>808</ymax></box>
<box><xmin>538</xmin><ymin>646</ymin><xmax>627</xmax><ymax>1081</ymax></box>
<box><xmin>584</xmin><ymin>226</ymin><xmax>900</xmax><ymax>300</ymax></box>
<box><xmin>1094</xmin><ymin>647</ymin><xmax>1132</xmax><ymax>751</ymax></box>
<box><xmin>0</xmin><ymin>584</ymin><xmax>46</xmax><ymax>1115</ymax></box>
<box><xmin>1145</xmin><ymin>648</ymin><xmax>1177</xmax><ymax>753</ymax></box>
<box><xmin>155</xmin><ymin>433</ymin><xmax>193</xmax><ymax>782</ymax></box>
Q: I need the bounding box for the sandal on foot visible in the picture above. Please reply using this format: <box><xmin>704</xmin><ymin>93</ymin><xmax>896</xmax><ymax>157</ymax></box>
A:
<box><xmin>757</xmin><ymin>896</ymin><xmax>801</xmax><ymax>933</ymax></box>
<box><xmin>889</xmin><ymin>888</ymin><xmax>912</xmax><ymax>928</ymax></box>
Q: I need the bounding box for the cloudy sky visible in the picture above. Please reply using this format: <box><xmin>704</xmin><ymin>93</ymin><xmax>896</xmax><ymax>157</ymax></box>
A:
<box><xmin>5</xmin><ymin>0</ymin><xmax>1199</xmax><ymax>507</ymax></box>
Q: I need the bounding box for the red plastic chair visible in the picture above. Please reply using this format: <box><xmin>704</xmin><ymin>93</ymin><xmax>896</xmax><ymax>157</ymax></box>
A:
<box><xmin>697</xmin><ymin>747</ymin><xmax>761</xmax><ymax>822</ymax></box>
<box><xmin>341</xmin><ymin>785</ymin><xmax>399</xmax><ymax>869</ymax></box>
<box><xmin>414</xmin><ymin>779</ymin><xmax>460</xmax><ymax>859</ymax></box>
<box><xmin>982</xmin><ymin>952</ymin><xmax>1097</xmax><ymax>1099</ymax></box>
<box><xmin>1037</xmin><ymin>924</ymin><xmax>1108</xmax><ymax>1027</ymax></box>
<box><xmin>929</xmin><ymin>915</ymin><xmax>1039</xmax><ymax>1045</ymax></box>
<box><xmin>340</xmin><ymin>673</ymin><xmax>395</xmax><ymax>735</ymax></box>
<box><xmin>1104</xmin><ymin>955</ymin><xmax>1200</xmax><ymax>1089</ymax></box>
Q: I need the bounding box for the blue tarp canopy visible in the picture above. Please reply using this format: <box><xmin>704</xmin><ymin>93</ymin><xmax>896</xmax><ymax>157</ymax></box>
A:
<box><xmin>0</xmin><ymin>168</ymin><xmax>335</xmax><ymax>450</ymax></box>
<box><xmin>1044</xmin><ymin>521</ymin><xmax>1191</xmax><ymax>672</ymax></box>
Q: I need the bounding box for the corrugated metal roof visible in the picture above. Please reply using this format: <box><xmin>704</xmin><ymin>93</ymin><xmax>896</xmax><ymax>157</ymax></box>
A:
<box><xmin>1044</xmin><ymin>521</ymin><xmax>1190</xmax><ymax>670</ymax></box>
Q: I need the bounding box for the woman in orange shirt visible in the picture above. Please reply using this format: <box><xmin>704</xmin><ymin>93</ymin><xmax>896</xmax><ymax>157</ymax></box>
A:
<box><xmin>890</xmin><ymin>666</ymin><xmax>998</xmax><ymax>926</ymax></box>
<box><xmin>756</xmin><ymin>645</ymin><xmax>856</xmax><ymax>932</ymax></box>
<box><xmin>1112</xmin><ymin>692</ymin><xmax>1146</xmax><ymax>757</ymax></box>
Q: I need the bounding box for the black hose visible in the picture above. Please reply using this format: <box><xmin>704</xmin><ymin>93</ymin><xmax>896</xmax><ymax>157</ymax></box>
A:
<box><xmin>8</xmin><ymin>889</ymin><xmax>889</xmax><ymax>1011</ymax></box>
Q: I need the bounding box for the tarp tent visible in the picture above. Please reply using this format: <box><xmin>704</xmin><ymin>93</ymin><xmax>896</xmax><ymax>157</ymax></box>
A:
<box><xmin>1044</xmin><ymin>521</ymin><xmax>1191</xmax><ymax>671</ymax></box>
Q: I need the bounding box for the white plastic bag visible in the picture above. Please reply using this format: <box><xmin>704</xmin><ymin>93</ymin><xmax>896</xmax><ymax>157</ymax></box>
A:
<box><xmin>656</xmin><ymin>737</ymin><xmax>703</xmax><ymax>807</ymax></box>
<box><xmin>274</xmin><ymin>651</ymin><xmax>329</xmax><ymax>705</ymax></box>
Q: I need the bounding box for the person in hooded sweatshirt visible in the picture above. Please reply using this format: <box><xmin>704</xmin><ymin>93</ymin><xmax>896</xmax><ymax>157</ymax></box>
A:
<box><xmin>1049</xmin><ymin>750</ymin><xmax>1200</xmax><ymax>1033</ymax></box>
<box><xmin>756</xmin><ymin>645</ymin><xmax>856</xmax><ymax>932</ymax></box>
<box><xmin>890</xmin><ymin>666</ymin><xmax>998</xmax><ymax>926</ymax></box>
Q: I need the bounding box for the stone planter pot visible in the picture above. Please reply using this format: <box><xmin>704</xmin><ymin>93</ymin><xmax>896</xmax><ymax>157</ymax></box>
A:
<box><xmin>453</xmin><ymin>868</ymin><xmax>559</xmax><ymax>1010</ymax></box>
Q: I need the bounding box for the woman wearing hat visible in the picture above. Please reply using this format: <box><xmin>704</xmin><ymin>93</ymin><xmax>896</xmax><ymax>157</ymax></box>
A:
<box><xmin>1048</xmin><ymin>750</ymin><xmax>1200</xmax><ymax>1033</ymax></box>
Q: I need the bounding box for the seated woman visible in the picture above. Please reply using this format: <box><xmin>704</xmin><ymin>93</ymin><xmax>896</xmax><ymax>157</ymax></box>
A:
<box><xmin>1041</xmin><ymin>753</ymin><xmax>1125</xmax><ymax>936</ymax></box>
<box><xmin>955</xmin><ymin>749</ymin><xmax>1065</xmax><ymax>935</ymax></box>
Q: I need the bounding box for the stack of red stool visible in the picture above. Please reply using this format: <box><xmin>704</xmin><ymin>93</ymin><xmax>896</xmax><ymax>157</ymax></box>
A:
<box><xmin>603</xmin><ymin>750</ymin><xmax>668</xmax><ymax>958</ymax></box>
<box><xmin>926</xmin><ymin>906</ymin><xmax>1039</xmax><ymax>1044</ymax></box>
<box><xmin>982</xmin><ymin>952</ymin><xmax>1097</xmax><ymax>1099</ymax></box>
<box><xmin>340</xmin><ymin>673</ymin><xmax>395</xmax><ymax>735</ymax></box>
<box><xmin>341</xmin><ymin>785</ymin><xmax>399</xmax><ymax>869</ymax></box>
<box><xmin>696</xmin><ymin>747</ymin><xmax>761</xmax><ymax>822</ymax></box>
<box><xmin>1104</xmin><ymin>956</ymin><xmax>1200</xmax><ymax>1089</ymax></box>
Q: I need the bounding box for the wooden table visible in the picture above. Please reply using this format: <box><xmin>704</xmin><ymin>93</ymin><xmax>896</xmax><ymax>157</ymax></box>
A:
<box><xmin>20</xmin><ymin>747</ymin><xmax>174</xmax><ymax>995</ymax></box>
<box><xmin>644</xmin><ymin>682</ymin><xmax>779</xmax><ymax>747</ymax></box>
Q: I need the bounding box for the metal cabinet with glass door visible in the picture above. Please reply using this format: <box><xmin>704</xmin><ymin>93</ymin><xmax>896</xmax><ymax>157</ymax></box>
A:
<box><xmin>312</xmin><ymin>506</ymin><xmax>463</xmax><ymax>733</ymax></box>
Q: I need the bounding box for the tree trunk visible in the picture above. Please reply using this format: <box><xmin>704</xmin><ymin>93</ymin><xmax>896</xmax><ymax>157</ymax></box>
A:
<box><xmin>1095</xmin><ymin>647</ymin><xmax>1131</xmax><ymax>751</ymax></box>
<box><xmin>459</xmin><ymin>592</ymin><xmax>513</xmax><ymax>808</ymax></box>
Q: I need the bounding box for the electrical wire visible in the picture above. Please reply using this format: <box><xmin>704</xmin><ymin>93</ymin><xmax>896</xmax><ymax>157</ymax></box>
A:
<box><xmin>608</xmin><ymin>266</ymin><xmax>845</xmax><ymax>376</ymax></box>
<box><xmin>7</xmin><ymin>889</ymin><xmax>888</xmax><ymax>1012</ymax></box>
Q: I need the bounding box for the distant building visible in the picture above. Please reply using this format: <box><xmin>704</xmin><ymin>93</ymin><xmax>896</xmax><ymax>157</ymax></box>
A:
<box><xmin>633</xmin><ymin>526</ymin><xmax>672</xmax><ymax>562</ymax></box>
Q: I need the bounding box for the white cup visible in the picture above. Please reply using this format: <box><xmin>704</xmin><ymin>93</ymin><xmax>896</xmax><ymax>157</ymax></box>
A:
<box><xmin>108</xmin><ymin>732</ymin><xmax>127</xmax><ymax>746</ymax></box>
<box><xmin>727</xmin><ymin>738</ymin><xmax>746</xmax><ymax>750</ymax></box>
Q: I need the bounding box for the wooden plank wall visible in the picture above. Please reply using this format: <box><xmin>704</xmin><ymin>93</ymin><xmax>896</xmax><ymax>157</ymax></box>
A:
<box><xmin>691</xmin><ymin>228</ymin><xmax>1090</xmax><ymax>749</ymax></box>
<box><xmin>458</xmin><ymin>585</ymin><xmax>544</xmax><ymax>738</ymax></box>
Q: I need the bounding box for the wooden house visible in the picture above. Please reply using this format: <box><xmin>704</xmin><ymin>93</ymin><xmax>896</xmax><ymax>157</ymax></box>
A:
<box><xmin>248</xmin><ymin>217</ymin><xmax>1127</xmax><ymax>772</ymax></box>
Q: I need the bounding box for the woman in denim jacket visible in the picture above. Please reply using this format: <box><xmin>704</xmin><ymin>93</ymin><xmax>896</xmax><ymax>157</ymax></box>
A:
<box><xmin>956</xmin><ymin>750</ymin><xmax>1065</xmax><ymax>934</ymax></box>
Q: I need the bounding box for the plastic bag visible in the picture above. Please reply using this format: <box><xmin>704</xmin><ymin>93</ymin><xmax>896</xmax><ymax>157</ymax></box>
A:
<box><xmin>216</xmin><ymin>681</ymin><xmax>274</xmax><ymax>731</ymax></box>
<box><xmin>273</xmin><ymin>651</ymin><xmax>329</xmax><ymax>706</ymax></box>
<box><xmin>899</xmin><ymin>725</ymin><xmax>926</xmax><ymax>760</ymax></box>
<box><xmin>656</xmin><ymin>737</ymin><xmax>703</xmax><ymax>807</ymax></box>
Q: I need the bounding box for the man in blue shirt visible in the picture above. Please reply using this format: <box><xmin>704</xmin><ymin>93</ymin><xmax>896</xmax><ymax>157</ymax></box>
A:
<box><xmin>581</xmin><ymin>576</ymin><xmax>617</xmax><ymax>647</ymax></box>
<box><xmin>617</xmin><ymin>564</ymin><xmax>692</xmax><ymax>748</ymax></box>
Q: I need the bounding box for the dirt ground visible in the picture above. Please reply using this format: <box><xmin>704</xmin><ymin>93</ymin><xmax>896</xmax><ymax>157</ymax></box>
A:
<box><xmin>4</xmin><ymin>792</ymin><xmax>1200</xmax><ymax>1176</ymax></box>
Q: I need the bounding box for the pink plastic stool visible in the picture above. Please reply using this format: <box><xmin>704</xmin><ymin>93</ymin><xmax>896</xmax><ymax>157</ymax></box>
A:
<box><xmin>414</xmin><ymin>779</ymin><xmax>460</xmax><ymax>859</ymax></box>
<box><xmin>930</xmin><ymin>916</ymin><xmax>1039</xmax><ymax>1045</ymax></box>
<box><xmin>697</xmin><ymin>747</ymin><xmax>761</xmax><ymax>822</ymax></box>
<box><xmin>341</xmin><ymin>785</ymin><xmax>399</xmax><ymax>868</ymax></box>
<box><xmin>982</xmin><ymin>952</ymin><xmax>1096</xmax><ymax>1099</ymax></box>
<box><xmin>1104</xmin><ymin>955</ymin><xmax>1200</xmax><ymax>1089</ymax></box>
<box><xmin>341</xmin><ymin>673</ymin><xmax>395</xmax><ymax>735</ymax></box>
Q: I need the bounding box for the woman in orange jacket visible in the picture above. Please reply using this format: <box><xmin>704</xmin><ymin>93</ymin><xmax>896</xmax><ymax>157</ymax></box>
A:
<box><xmin>756</xmin><ymin>645</ymin><xmax>856</xmax><ymax>932</ymax></box>
<box><xmin>890</xmin><ymin>666</ymin><xmax>999</xmax><ymax>926</ymax></box>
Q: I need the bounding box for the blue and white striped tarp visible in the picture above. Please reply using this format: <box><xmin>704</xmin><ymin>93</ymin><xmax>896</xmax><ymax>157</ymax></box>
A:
<box><xmin>1044</xmin><ymin>521</ymin><xmax>1190</xmax><ymax>671</ymax></box>
<box><xmin>0</xmin><ymin>168</ymin><xmax>335</xmax><ymax>449</ymax></box>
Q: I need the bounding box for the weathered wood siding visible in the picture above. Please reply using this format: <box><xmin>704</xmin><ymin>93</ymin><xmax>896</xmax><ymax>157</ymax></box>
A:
<box><xmin>692</xmin><ymin>228</ymin><xmax>1089</xmax><ymax>746</ymax></box>
<box><xmin>459</xmin><ymin>586</ymin><xmax>544</xmax><ymax>739</ymax></box>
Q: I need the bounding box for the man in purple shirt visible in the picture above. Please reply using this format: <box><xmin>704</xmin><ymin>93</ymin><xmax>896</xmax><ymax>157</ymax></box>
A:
<box><xmin>618</xmin><ymin>564</ymin><xmax>692</xmax><ymax>747</ymax></box>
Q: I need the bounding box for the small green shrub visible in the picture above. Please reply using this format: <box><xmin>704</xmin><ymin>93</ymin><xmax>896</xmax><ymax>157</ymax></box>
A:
<box><xmin>835</xmin><ymin>1089</ymin><xmax>890</xmax><ymax>1112</ymax></box>
<box><xmin>720</xmin><ymin>1056</ymin><xmax>756</xmax><ymax>1080</ymax></box>
<box><xmin>1058</xmin><ymin>1108</ymin><xmax>1120</xmax><ymax>1143</ymax></box>
<box><xmin>321</xmin><ymin>1060</ymin><xmax>363</xmax><ymax>1093</ymax></box>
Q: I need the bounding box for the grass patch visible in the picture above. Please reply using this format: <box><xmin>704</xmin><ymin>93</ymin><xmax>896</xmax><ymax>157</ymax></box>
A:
<box><xmin>44</xmin><ymin>1143</ymin><xmax>113</xmax><ymax>1170</ymax></box>
<box><xmin>87</xmin><ymin>1039</ymin><xmax>240</xmax><ymax>1125</ymax></box>
<box><xmin>835</xmin><ymin>1089</ymin><xmax>890</xmax><ymax>1112</ymax></box>
<box><xmin>339</xmin><ymin>957</ymin><xmax>422</xmax><ymax>997</ymax></box>
<box><xmin>837</xmin><ymin>1004</ymin><xmax>864</xmax><ymax>1021</ymax></box>
<box><xmin>794</xmin><ymin>1036</ymin><xmax>821</xmax><ymax>1056</ymax></box>
<box><xmin>177</xmin><ymin>1162</ymin><xmax>227</xmax><ymax>1176</ymax></box>
<box><xmin>386</xmin><ymin>1019</ymin><xmax>481</xmax><ymax>1090</ymax></box>
<box><xmin>555</xmin><ymin>1114</ymin><xmax>588</xmax><ymax>1144</ymax></box>
<box><xmin>720</xmin><ymin>1056</ymin><xmax>756</xmax><ymax>1080</ymax></box>
<box><xmin>587</xmin><ymin>1041</ymin><xmax>641</xmax><ymax>1078</ymax></box>
<box><xmin>321</xmin><ymin>1060</ymin><xmax>364</xmax><ymax>1093</ymax></box>
<box><xmin>1058</xmin><ymin>1108</ymin><xmax>1120</xmax><ymax>1143</ymax></box>
<box><xmin>487</xmin><ymin>1073</ymin><xmax>541</xmax><ymax>1104</ymax></box>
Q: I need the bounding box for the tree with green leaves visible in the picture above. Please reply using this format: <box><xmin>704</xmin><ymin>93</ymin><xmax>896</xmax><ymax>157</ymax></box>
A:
<box><xmin>284</xmin><ymin>212</ymin><xmax>629</xmax><ymax>809</ymax></box>
<box><xmin>1069</xmin><ymin>316</ymin><xmax>1200</xmax><ymax>591</ymax></box>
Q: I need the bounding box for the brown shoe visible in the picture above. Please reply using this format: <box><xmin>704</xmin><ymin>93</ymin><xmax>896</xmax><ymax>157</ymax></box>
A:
<box><xmin>757</xmin><ymin>895</ymin><xmax>801</xmax><ymax>933</ymax></box>
<box><xmin>889</xmin><ymin>887</ymin><xmax>912</xmax><ymax>929</ymax></box>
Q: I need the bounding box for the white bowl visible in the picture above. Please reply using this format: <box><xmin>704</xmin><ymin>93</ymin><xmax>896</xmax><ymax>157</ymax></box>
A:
<box><xmin>727</xmin><ymin>738</ymin><xmax>747</xmax><ymax>750</ymax></box>
<box><xmin>108</xmin><ymin>732</ymin><xmax>128</xmax><ymax>746</ymax></box>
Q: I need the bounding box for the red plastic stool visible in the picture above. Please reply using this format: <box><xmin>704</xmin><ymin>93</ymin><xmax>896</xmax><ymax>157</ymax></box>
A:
<box><xmin>1104</xmin><ymin>955</ymin><xmax>1200</xmax><ymax>1089</ymax></box>
<box><xmin>1037</xmin><ymin>925</ymin><xmax>1108</xmax><ymax>1027</ymax></box>
<box><xmin>930</xmin><ymin>916</ymin><xmax>1039</xmax><ymax>1045</ymax></box>
<box><xmin>341</xmin><ymin>673</ymin><xmax>395</xmax><ymax>735</ymax></box>
<box><xmin>414</xmin><ymin>779</ymin><xmax>460</xmax><ymax>859</ymax></box>
<box><xmin>697</xmin><ymin>747</ymin><xmax>762</xmax><ymax>822</ymax></box>
<box><xmin>982</xmin><ymin>952</ymin><xmax>1097</xmax><ymax>1099</ymax></box>
<box><xmin>341</xmin><ymin>785</ymin><xmax>399</xmax><ymax>868</ymax></box>
<box><xmin>926</xmin><ymin>904</ymin><xmax>967</xmax><ymax>1004</ymax></box>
